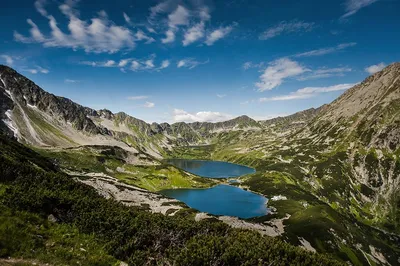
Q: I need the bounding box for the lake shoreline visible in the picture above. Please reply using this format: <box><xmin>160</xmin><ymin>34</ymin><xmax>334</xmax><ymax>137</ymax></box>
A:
<box><xmin>159</xmin><ymin>159</ymin><xmax>268</xmax><ymax>219</ymax></box>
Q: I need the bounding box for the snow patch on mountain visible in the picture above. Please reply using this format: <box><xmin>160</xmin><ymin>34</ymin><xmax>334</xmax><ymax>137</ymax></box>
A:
<box><xmin>2</xmin><ymin>110</ymin><xmax>18</xmax><ymax>137</ymax></box>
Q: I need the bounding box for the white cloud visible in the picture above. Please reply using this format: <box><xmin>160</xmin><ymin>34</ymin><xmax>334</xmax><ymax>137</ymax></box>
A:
<box><xmin>118</xmin><ymin>59</ymin><xmax>129</xmax><ymax>67</ymax></box>
<box><xmin>294</xmin><ymin>43</ymin><xmax>357</xmax><ymax>57</ymax></box>
<box><xmin>149</xmin><ymin>0</ymin><xmax>175</xmax><ymax>22</ymax></box>
<box><xmin>123</xmin><ymin>12</ymin><xmax>131</xmax><ymax>24</ymax></box>
<box><xmin>1</xmin><ymin>55</ymin><xmax>14</xmax><ymax>65</ymax></box>
<box><xmin>255</xmin><ymin>58</ymin><xmax>309</xmax><ymax>91</ymax></box>
<box><xmin>298</xmin><ymin>67</ymin><xmax>352</xmax><ymax>80</ymax></box>
<box><xmin>259</xmin><ymin>83</ymin><xmax>357</xmax><ymax>102</ymax></box>
<box><xmin>342</xmin><ymin>0</ymin><xmax>380</xmax><ymax>18</ymax></box>
<box><xmin>199</xmin><ymin>7</ymin><xmax>211</xmax><ymax>21</ymax></box>
<box><xmin>15</xmin><ymin>2</ymin><xmax>136</xmax><ymax>53</ymax></box>
<box><xmin>144</xmin><ymin>59</ymin><xmax>155</xmax><ymax>69</ymax></box>
<box><xmin>146</xmin><ymin>26</ymin><xmax>157</xmax><ymax>33</ymax></box>
<box><xmin>242</xmin><ymin>61</ymin><xmax>264</xmax><ymax>70</ymax></box>
<box><xmin>205</xmin><ymin>25</ymin><xmax>234</xmax><ymax>46</ymax></box>
<box><xmin>28</xmin><ymin>69</ymin><xmax>38</xmax><ymax>74</ymax></box>
<box><xmin>23</xmin><ymin>66</ymin><xmax>49</xmax><ymax>74</ymax></box>
<box><xmin>27</xmin><ymin>19</ymin><xmax>45</xmax><ymax>42</ymax></box>
<box><xmin>159</xmin><ymin>60</ymin><xmax>170</xmax><ymax>69</ymax></box>
<box><xmin>65</xmin><ymin>79</ymin><xmax>79</xmax><ymax>83</ymax></box>
<box><xmin>131</xmin><ymin>60</ymin><xmax>141</xmax><ymax>71</ymax></box>
<box><xmin>177</xmin><ymin>58</ymin><xmax>209</xmax><ymax>69</ymax></box>
<box><xmin>173</xmin><ymin>108</ymin><xmax>233</xmax><ymax>123</ymax></box>
<box><xmin>134</xmin><ymin>30</ymin><xmax>155</xmax><ymax>44</ymax></box>
<box><xmin>148</xmin><ymin>1</ymin><xmax>235</xmax><ymax>48</ymax></box>
<box><xmin>216</xmin><ymin>94</ymin><xmax>227</xmax><ymax>98</ymax></box>
<box><xmin>242</xmin><ymin>62</ymin><xmax>252</xmax><ymax>70</ymax></box>
<box><xmin>143</xmin><ymin>101</ymin><xmax>155</xmax><ymax>108</ymax></box>
<box><xmin>127</xmin><ymin>95</ymin><xmax>149</xmax><ymax>100</ymax></box>
<box><xmin>34</xmin><ymin>0</ymin><xmax>48</xmax><ymax>17</ymax></box>
<box><xmin>168</xmin><ymin>5</ymin><xmax>190</xmax><ymax>28</ymax></box>
<box><xmin>259</xmin><ymin>20</ymin><xmax>314</xmax><ymax>40</ymax></box>
<box><xmin>160</xmin><ymin>5</ymin><xmax>190</xmax><ymax>44</ymax></box>
<box><xmin>38</xmin><ymin>66</ymin><xmax>49</xmax><ymax>73</ymax></box>
<box><xmin>161</xmin><ymin>29</ymin><xmax>176</xmax><ymax>43</ymax></box>
<box><xmin>104</xmin><ymin>60</ymin><xmax>116</xmax><ymax>67</ymax></box>
<box><xmin>181</xmin><ymin>7</ymin><xmax>211</xmax><ymax>46</ymax></box>
<box><xmin>81</xmin><ymin>59</ymin><xmax>120</xmax><ymax>68</ymax></box>
<box><xmin>81</xmin><ymin>56</ymin><xmax>168</xmax><ymax>72</ymax></box>
<box><xmin>80</xmin><ymin>60</ymin><xmax>115</xmax><ymax>68</ymax></box>
<box><xmin>365</xmin><ymin>62</ymin><xmax>386</xmax><ymax>74</ymax></box>
<box><xmin>183</xmin><ymin>22</ymin><xmax>205</xmax><ymax>46</ymax></box>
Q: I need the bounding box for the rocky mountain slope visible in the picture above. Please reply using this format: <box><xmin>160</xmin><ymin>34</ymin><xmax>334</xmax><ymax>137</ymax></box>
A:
<box><xmin>260</xmin><ymin>106</ymin><xmax>324</xmax><ymax>132</ymax></box>
<box><xmin>0</xmin><ymin>65</ymin><xmax>265</xmax><ymax>159</ymax></box>
<box><xmin>303</xmin><ymin>63</ymin><xmax>400</xmax><ymax>230</ymax></box>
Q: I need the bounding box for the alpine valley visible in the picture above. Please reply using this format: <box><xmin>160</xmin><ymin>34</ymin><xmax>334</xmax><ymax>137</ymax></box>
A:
<box><xmin>0</xmin><ymin>63</ymin><xmax>399</xmax><ymax>265</ymax></box>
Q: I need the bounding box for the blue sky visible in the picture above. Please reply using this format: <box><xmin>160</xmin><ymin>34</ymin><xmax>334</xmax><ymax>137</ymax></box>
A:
<box><xmin>1</xmin><ymin>0</ymin><xmax>400</xmax><ymax>123</ymax></box>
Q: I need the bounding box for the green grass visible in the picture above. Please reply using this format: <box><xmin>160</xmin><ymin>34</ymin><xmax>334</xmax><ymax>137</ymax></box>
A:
<box><xmin>115</xmin><ymin>164</ymin><xmax>216</xmax><ymax>191</ymax></box>
<box><xmin>0</xmin><ymin>196</ymin><xmax>118</xmax><ymax>265</ymax></box>
<box><xmin>167</xmin><ymin>144</ymin><xmax>215</xmax><ymax>159</ymax></box>
<box><xmin>25</xmin><ymin>107</ymin><xmax>77</xmax><ymax>145</ymax></box>
<box><xmin>35</xmin><ymin>146</ymin><xmax>216</xmax><ymax>191</ymax></box>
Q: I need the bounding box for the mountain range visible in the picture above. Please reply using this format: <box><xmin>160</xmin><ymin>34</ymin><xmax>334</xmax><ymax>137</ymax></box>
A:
<box><xmin>0</xmin><ymin>64</ymin><xmax>268</xmax><ymax>158</ymax></box>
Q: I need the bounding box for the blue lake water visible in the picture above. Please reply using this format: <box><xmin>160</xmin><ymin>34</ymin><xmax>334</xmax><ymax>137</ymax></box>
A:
<box><xmin>165</xmin><ymin>159</ymin><xmax>256</xmax><ymax>178</ymax></box>
<box><xmin>161</xmin><ymin>185</ymin><xmax>268</xmax><ymax>219</ymax></box>
<box><xmin>161</xmin><ymin>159</ymin><xmax>267</xmax><ymax>218</ymax></box>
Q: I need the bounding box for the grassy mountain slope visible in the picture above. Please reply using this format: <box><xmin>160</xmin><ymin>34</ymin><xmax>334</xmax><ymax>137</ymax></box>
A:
<box><xmin>0</xmin><ymin>133</ymin><xmax>340</xmax><ymax>265</ymax></box>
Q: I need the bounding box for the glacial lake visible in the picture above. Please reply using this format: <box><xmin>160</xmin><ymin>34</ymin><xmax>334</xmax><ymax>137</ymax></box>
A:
<box><xmin>165</xmin><ymin>159</ymin><xmax>256</xmax><ymax>178</ymax></box>
<box><xmin>161</xmin><ymin>185</ymin><xmax>268</xmax><ymax>218</ymax></box>
<box><xmin>161</xmin><ymin>159</ymin><xmax>267</xmax><ymax>218</ymax></box>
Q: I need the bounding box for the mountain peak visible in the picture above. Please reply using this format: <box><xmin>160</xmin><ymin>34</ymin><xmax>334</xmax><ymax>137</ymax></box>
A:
<box><xmin>235</xmin><ymin>115</ymin><xmax>253</xmax><ymax>120</ymax></box>
<box><xmin>319</xmin><ymin>61</ymin><xmax>400</xmax><ymax>121</ymax></box>
<box><xmin>0</xmin><ymin>64</ymin><xmax>14</xmax><ymax>72</ymax></box>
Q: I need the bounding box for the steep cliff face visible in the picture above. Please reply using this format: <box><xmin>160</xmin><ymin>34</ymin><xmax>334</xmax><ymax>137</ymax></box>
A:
<box><xmin>0</xmin><ymin>66</ymin><xmax>100</xmax><ymax>135</ymax></box>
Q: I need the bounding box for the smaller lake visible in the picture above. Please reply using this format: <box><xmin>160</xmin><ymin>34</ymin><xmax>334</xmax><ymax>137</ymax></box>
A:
<box><xmin>161</xmin><ymin>185</ymin><xmax>268</xmax><ymax>219</ymax></box>
<box><xmin>165</xmin><ymin>159</ymin><xmax>255</xmax><ymax>178</ymax></box>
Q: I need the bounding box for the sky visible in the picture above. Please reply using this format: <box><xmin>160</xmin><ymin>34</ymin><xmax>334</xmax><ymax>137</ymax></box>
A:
<box><xmin>1</xmin><ymin>0</ymin><xmax>400</xmax><ymax>123</ymax></box>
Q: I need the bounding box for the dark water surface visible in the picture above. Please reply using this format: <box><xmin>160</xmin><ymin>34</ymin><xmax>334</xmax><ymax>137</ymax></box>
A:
<box><xmin>162</xmin><ymin>160</ymin><xmax>267</xmax><ymax>218</ymax></box>
<box><xmin>161</xmin><ymin>185</ymin><xmax>268</xmax><ymax>219</ymax></box>
<box><xmin>165</xmin><ymin>159</ymin><xmax>255</xmax><ymax>178</ymax></box>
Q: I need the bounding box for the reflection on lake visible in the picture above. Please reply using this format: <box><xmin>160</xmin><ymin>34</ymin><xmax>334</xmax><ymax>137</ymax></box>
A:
<box><xmin>160</xmin><ymin>185</ymin><xmax>268</xmax><ymax>219</ymax></box>
<box><xmin>165</xmin><ymin>159</ymin><xmax>255</xmax><ymax>178</ymax></box>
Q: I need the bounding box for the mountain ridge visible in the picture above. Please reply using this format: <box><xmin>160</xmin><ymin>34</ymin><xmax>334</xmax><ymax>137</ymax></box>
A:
<box><xmin>0</xmin><ymin>64</ymin><xmax>311</xmax><ymax>128</ymax></box>
<box><xmin>0</xmin><ymin>64</ymin><xmax>306</xmax><ymax>157</ymax></box>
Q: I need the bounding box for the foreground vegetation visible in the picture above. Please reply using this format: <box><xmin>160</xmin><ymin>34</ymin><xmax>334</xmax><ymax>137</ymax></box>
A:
<box><xmin>0</xmin><ymin>134</ymin><xmax>340</xmax><ymax>265</ymax></box>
